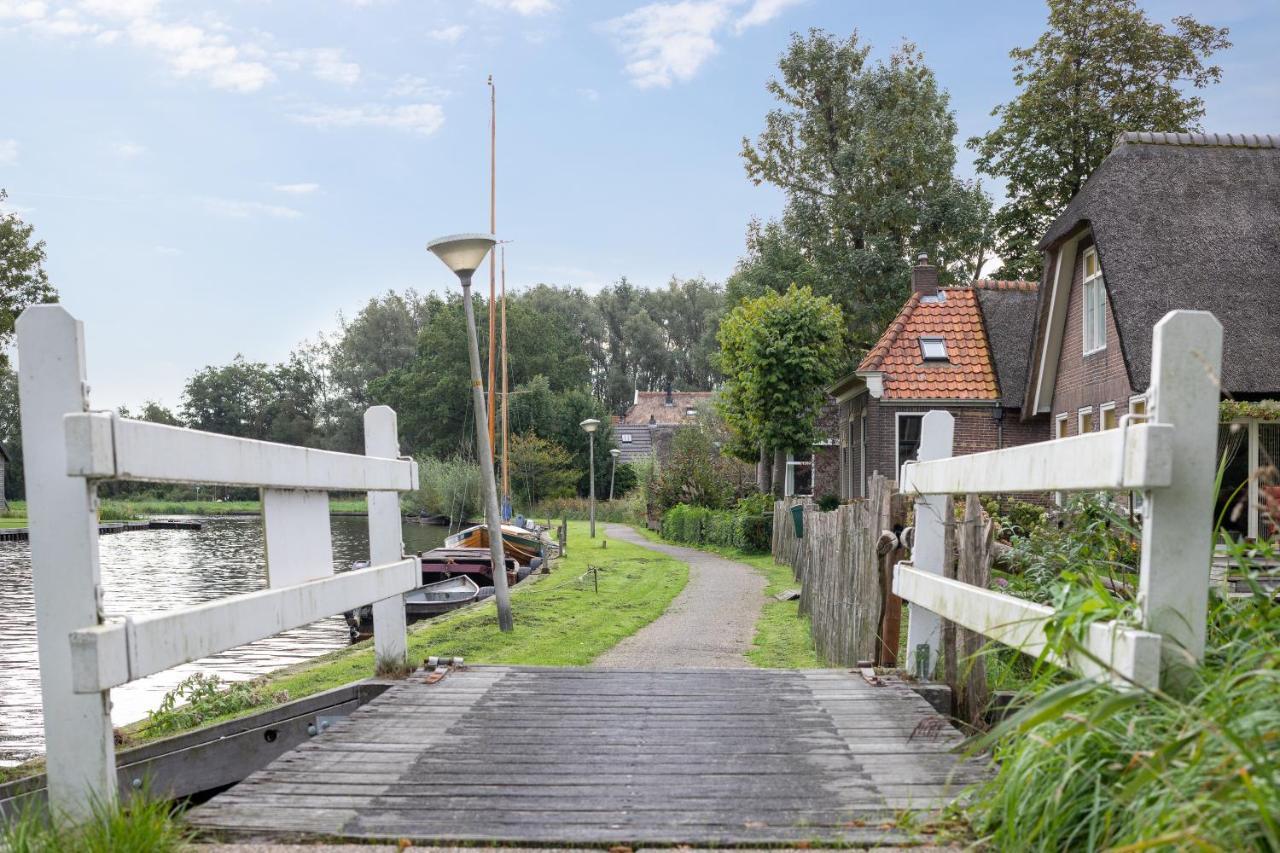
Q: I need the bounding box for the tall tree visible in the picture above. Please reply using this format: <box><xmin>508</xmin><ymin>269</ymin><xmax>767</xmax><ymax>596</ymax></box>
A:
<box><xmin>717</xmin><ymin>285</ymin><xmax>844</xmax><ymax>496</ymax></box>
<box><xmin>741</xmin><ymin>31</ymin><xmax>991</xmax><ymax>349</ymax></box>
<box><xmin>0</xmin><ymin>189</ymin><xmax>57</xmax><ymax>370</ymax></box>
<box><xmin>970</xmin><ymin>0</ymin><xmax>1230</xmax><ymax>278</ymax></box>
<box><xmin>0</xmin><ymin>365</ymin><xmax>23</xmax><ymax>500</ymax></box>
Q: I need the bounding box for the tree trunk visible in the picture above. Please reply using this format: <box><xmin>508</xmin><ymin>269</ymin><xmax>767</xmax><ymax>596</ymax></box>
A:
<box><xmin>756</xmin><ymin>444</ymin><xmax>771</xmax><ymax>493</ymax></box>
<box><xmin>772</xmin><ymin>448</ymin><xmax>787</xmax><ymax>499</ymax></box>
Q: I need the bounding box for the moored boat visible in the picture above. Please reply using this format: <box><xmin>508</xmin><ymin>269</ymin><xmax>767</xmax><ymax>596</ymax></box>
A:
<box><xmin>346</xmin><ymin>574</ymin><xmax>485</xmax><ymax>641</ymax></box>
<box><xmin>443</xmin><ymin>522</ymin><xmax>554</xmax><ymax>564</ymax></box>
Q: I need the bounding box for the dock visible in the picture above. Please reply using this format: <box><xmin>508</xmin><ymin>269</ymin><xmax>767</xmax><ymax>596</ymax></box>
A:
<box><xmin>0</xmin><ymin>519</ymin><xmax>201</xmax><ymax>541</ymax></box>
<box><xmin>188</xmin><ymin>666</ymin><xmax>988</xmax><ymax>846</ymax></box>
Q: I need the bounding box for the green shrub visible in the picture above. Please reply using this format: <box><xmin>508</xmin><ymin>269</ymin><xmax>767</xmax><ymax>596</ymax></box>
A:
<box><xmin>142</xmin><ymin>673</ymin><xmax>284</xmax><ymax>737</ymax></box>
<box><xmin>403</xmin><ymin>455</ymin><xmax>482</xmax><ymax>523</ymax></box>
<box><xmin>816</xmin><ymin>493</ymin><xmax>840</xmax><ymax>512</ymax></box>
<box><xmin>660</xmin><ymin>498</ymin><xmax>773</xmax><ymax>553</ymax></box>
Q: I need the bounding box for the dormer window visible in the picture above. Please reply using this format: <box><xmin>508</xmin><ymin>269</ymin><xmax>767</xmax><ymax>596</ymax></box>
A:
<box><xmin>621</xmin><ymin>433</ymin><xmax>633</xmax><ymax>443</ymax></box>
<box><xmin>919</xmin><ymin>336</ymin><xmax>948</xmax><ymax>362</ymax></box>
<box><xmin>1082</xmin><ymin>247</ymin><xmax>1106</xmax><ymax>354</ymax></box>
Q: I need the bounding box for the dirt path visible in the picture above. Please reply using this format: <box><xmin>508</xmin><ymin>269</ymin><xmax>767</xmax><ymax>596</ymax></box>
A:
<box><xmin>592</xmin><ymin>525</ymin><xmax>767</xmax><ymax>668</ymax></box>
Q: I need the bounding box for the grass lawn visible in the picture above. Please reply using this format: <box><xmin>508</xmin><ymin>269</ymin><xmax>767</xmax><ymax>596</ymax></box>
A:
<box><xmin>630</xmin><ymin>526</ymin><xmax>822</xmax><ymax>669</ymax></box>
<box><xmin>0</xmin><ymin>518</ymin><xmax>27</xmax><ymax>528</ymax></box>
<box><xmin>124</xmin><ymin>521</ymin><xmax>687</xmax><ymax>744</ymax></box>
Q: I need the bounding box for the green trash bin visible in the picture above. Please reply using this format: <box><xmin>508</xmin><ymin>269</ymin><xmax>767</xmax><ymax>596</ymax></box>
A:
<box><xmin>790</xmin><ymin>504</ymin><xmax>805</xmax><ymax>538</ymax></box>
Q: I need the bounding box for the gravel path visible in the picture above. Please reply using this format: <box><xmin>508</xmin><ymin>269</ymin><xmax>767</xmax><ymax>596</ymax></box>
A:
<box><xmin>592</xmin><ymin>525</ymin><xmax>767</xmax><ymax>668</ymax></box>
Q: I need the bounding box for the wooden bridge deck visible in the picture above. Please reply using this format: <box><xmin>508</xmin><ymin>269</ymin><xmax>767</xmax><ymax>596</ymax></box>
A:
<box><xmin>188</xmin><ymin>666</ymin><xmax>988</xmax><ymax>846</ymax></box>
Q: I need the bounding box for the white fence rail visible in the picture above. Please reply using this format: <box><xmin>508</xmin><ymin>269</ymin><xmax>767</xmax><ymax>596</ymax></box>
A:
<box><xmin>895</xmin><ymin>310</ymin><xmax>1222</xmax><ymax>692</ymax></box>
<box><xmin>16</xmin><ymin>305</ymin><xmax>421</xmax><ymax>821</ymax></box>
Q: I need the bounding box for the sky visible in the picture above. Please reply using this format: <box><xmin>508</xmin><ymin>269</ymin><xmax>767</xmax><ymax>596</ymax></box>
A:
<box><xmin>1</xmin><ymin>0</ymin><xmax>1275</xmax><ymax>409</ymax></box>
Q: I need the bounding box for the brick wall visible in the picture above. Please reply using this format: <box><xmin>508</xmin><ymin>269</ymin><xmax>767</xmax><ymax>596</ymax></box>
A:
<box><xmin>1050</xmin><ymin>236</ymin><xmax>1136</xmax><ymax>437</ymax></box>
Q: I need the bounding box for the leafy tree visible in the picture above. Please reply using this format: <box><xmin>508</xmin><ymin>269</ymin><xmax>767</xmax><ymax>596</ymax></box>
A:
<box><xmin>118</xmin><ymin>401</ymin><xmax>182</xmax><ymax>426</ymax></box>
<box><xmin>717</xmin><ymin>285</ymin><xmax>844</xmax><ymax>496</ymax></box>
<box><xmin>725</xmin><ymin>219</ymin><xmax>819</xmax><ymax>309</ymax></box>
<box><xmin>506</xmin><ymin>433</ymin><xmax>578</xmax><ymax>505</ymax></box>
<box><xmin>180</xmin><ymin>356</ymin><xmax>323</xmax><ymax>445</ymax></box>
<box><xmin>0</xmin><ymin>365</ymin><xmax>22</xmax><ymax>500</ymax></box>
<box><xmin>741</xmin><ymin>30</ymin><xmax>991</xmax><ymax>349</ymax></box>
<box><xmin>0</xmin><ymin>190</ymin><xmax>57</xmax><ymax>370</ymax></box>
<box><xmin>970</xmin><ymin>0</ymin><xmax>1230</xmax><ymax>278</ymax></box>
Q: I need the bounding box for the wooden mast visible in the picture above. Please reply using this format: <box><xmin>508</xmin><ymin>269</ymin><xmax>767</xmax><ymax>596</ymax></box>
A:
<box><xmin>501</xmin><ymin>246</ymin><xmax>510</xmax><ymax>499</ymax></box>
<box><xmin>487</xmin><ymin>75</ymin><xmax>497</xmax><ymax>459</ymax></box>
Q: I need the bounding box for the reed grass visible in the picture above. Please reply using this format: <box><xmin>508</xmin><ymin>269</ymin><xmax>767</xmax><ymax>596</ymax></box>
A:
<box><xmin>1</xmin><ymin>792</ymin><xmax>190</xmax><ymax>852</ymax></box>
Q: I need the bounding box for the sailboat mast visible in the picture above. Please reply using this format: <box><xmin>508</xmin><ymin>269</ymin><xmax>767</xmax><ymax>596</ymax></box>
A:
<box><xmin>501</xmin><ymin>246</ymin><xmax>510</xmax><ymax>499</ymax></box>
<box><xmin>487</xmin><ymin>76</ymin><xmax>497</xmax><ymax>462</ymax></box>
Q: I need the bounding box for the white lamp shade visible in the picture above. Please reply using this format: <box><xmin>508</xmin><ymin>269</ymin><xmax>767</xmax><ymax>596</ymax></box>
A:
<box><xmin>610</xmin><ymin>448</ymin><xmax>621</xmax><ymax>457</ymax></box>
<box><xmin>579</xmin><ymin>418</ymin><xmax>600</xmax><ymax>433</ymax></box>
<box><xmin>426</xmin><ymin>233</ymin><xmax>497</xmax><ymax>277</ymax></box>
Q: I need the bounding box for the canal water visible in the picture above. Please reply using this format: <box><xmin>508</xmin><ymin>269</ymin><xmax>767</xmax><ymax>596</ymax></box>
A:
<box><xmin>0</xmin><ymin>515</ymin><xmax>448</xmax><ymax>767</ymax></box>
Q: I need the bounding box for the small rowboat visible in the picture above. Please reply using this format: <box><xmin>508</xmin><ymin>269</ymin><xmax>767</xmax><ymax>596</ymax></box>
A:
<box><xmin>444</xmin><ymin>522</ymin><xmax>553</xmax><ymax>564</ymax></box>
<box><xmin>345</xmin><ymin>575</ymin><xmax>484</xmax><ymax>641</ymax></box>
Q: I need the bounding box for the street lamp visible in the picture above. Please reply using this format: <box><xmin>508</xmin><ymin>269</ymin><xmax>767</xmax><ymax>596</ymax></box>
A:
<box><xmin>426</xmin><ymin>233</ymin><xmax>513</xmax><ymax>633</ymax></box>
<box><xmin>609</xmin><ymin>448</ymin><xmax>621</xmax><ymax>501</ymax></box>
<box><xmin>580</xmin><ymin>418</ymin><xmax>600</xmax><ymax>538</ymax></box>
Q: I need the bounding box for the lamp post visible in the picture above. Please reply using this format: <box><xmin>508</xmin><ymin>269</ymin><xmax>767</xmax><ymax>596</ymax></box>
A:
<box><xmin>426</xmin><ymin>233</ymin><xmax>513</xmax><ymax>632</ymax></box>
<box><xmin>609</xmin><ymin>448</ymin><xmax>621</xmax><ymax>501</ymax></box>
<box><xmin>580</xmin><ymin>418</ymin><xmax>600</xmax><ymax>538</ymax></box>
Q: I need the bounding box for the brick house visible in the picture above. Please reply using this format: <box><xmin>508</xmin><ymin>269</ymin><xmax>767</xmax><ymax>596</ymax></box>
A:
<box><xmin>1022</xmin><ymin>132</ymin><xmax>1280</xmax><ymax>539</ymax></box>
<box><xmin>614</xmin><ymin>387</ymin><xmax>717</xmax><ymax>468</ymax></box>
<box><xmin>827</xmin><ymin>257</ymin><xmax>1047</xmax><ymax>499</ymax></box>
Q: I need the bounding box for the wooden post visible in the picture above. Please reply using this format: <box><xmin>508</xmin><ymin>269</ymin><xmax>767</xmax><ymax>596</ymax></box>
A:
<box><xmin>366</xmin><ymin>406</ymin><xmax>409</xmax><ymax>670</ymax></box>
<box><xmin>1139</xmin><ymin>311</ymin><xmax>1222</xmax><ymax>682</ymax></box>
<box><xmin>940</xmin><ymin>497</ymin><xmax>957</xmax><ymax>706</ymax></box>
<box><xmin>16</xmin><ymin>305</ymin><xmax>116</xmax><ymax>821</ymax></box>
<box><xmin>904</xmin><ymin>410</ymin><xmax>954</xmax><ymax>680</ymax></box>
<box><xmin>876</xmin><ymin>490</ymin><xmax>908</xmax><ymax>667</ymax></box>
<box><xmin>955</xmin><ymin>493</ymin><xmax>993</xmax><ymax>728</ymax></box>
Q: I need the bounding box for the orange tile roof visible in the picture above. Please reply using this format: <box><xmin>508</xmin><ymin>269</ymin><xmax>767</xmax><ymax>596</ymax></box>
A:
<box><xmin>857</xmin><ymin>287</ymin><xmax>1002</xmax><ymax>401</ymax></box>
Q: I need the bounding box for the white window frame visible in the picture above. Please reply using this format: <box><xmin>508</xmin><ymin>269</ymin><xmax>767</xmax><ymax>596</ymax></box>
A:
<box><xmin>1128</xmin><ymin>395</ymin><xmax>1148</xmax><ymax>420</ymax></box>
<box><xmin>620</xmin><ymin>433</ymin><xmax>633</xmax><ymax>443</ymax></box>
<box><xmin>1055</xmin><ymin>413</ymin><xmax>1069</xmax><ymax>439</ymax></box>
<box><xmin>784</xmin><ymin>450</ymin><xmax>814</xmax><ymax>498</ymax></box>
<box><xmin>1078</xmin><ymin>406</ymin><xmax>1095</xmax><ymax>434</ymax></box>
<box><xmin>919</xmin><ymin>336</ymin><xmax>948</xmax><ymax>362</ymax></box>
<box><xmin>1082</xmin><ymin>247</ymin><xmax>1107</xmax><ymax>355</ymax></box>
<box><xmin>859</xmin><ymin>410</ymin><xmax>868</xmax><ymax>498</ymax></box>
<box><xmin>1100</xmin><ymin>401</ymin><xmax>1118</xmax><ymax>430</ymax></box>
<box><xmin>895</xmin><ymin>412</ymin><xmax>925</xmax><ymax>476</ymax></box>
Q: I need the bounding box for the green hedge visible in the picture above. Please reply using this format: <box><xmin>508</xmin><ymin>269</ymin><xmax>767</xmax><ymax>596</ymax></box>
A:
<box><xmin>661</xmin><ymin>503</ymin><xmax>772</xmax><ymax>553</ymax></box>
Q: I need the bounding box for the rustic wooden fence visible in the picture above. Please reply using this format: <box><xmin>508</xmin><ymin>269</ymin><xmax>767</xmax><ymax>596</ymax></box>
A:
<box><xmin>772</xmin><ymin>476</ymin><xmax>907</xmax><ymax>667</ymax></box>
<box><xmin>17</xmin><ymin>305</ymin><xmax>422</xmax><ymax>821</ymax></box>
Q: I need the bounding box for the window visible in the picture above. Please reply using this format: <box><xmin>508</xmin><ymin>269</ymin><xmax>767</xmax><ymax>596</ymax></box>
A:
<box><xmin>1055</xmin><ymin>413</ymin><xmax>1069</xmax><ymax>439</ymax></box>
<box><xmin>785</xmin><ymin>450</ymin><xmax>813</xmax><ymax>497</ymax></box>
<box><xmin>1078</xmin><ymin>406</ymin><xmax>1095</xmax><ymax>434</ymax></box>
<box><xmin>1129</xmin><ymin>396</ymin><xmax>1148</xmax><ymax>420</ymax></box>
<box><xmin>896</xmin><ymin>413</ymin><xmax>924</xmax><ymax>475</ymax></box>
<box><xmin>621</xmin><ymin>433</ymin><xmax>633</xmax><ymax>443</ymax></box>
<box><xmin>1101</xmin><ymin>402</ymin><xmax>1118</xmax><ymax>430</ymax></box>
<box><xmin>859</xmin><ymin>411</ymin><xmax>868</xmax><ymax>498</ymax></box>
<box><xmin>919</xmin><ymin>336</ymin><xmax>948</xmax><ymax>362</ymax></box>
<box><xmin>1082</xmin><ymin>247</ymin><xmax>1107</xmax><ymax>354</ymax></box>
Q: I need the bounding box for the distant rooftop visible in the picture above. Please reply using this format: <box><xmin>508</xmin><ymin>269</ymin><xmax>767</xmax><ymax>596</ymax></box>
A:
<box><xmin>619</xmin><ymin>390</ymin><xmax>716</xmax><ymax>426</ymax></box>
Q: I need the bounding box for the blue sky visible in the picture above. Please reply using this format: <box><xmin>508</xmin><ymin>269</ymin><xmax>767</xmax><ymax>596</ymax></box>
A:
<box><xmin>1</xmin><ymin>0</ymin><xmax>1275</xmax><ymax>408</ymax></box>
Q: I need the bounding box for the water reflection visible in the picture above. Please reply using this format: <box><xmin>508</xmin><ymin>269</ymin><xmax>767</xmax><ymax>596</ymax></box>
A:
<box><xmin>0</xmin><ymin>515</ymin><xmax>446</xmax><ymax>766</ymax></box>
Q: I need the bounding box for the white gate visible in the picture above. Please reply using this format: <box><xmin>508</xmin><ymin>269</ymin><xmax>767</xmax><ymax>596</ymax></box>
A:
<box><xmin>17</xmin><ymin>305</ymin><xmax>421</xmax><ymax>821</ymax></box>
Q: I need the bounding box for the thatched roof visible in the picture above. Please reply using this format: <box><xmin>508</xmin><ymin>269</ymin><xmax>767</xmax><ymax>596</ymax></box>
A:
<box><xmin>1036</xmin><ymin>132</ymin><xmax>1280</xmax><ymax>395</ymax></box>
<box><xmin>974</xmin><ymin>281</ymin><xmax>1039</xmax><ymax>410</ymax></box>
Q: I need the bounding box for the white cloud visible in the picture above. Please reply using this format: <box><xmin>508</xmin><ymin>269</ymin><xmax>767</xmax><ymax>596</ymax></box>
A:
<box><xmin>387</xmin><ymin>74</ymin><xmax>449</xmax><ymax>100</ymax></box>
<box><xmin>153</xmin><ymin>245</ymin><xmax>182</xmax><ymax>255</ymax></box>
<box><xmin>277</xmin><ymin>46</ymin><xmax>360</xmax><ymax>86</ymax></box>
<box><xmin>78</xmin><ymin>0</ymin><xmax>157</xmax><ymax>19</ymax></box>
<box><xmin>603</xmin><ymin>1</ymin><xmax>734</xmax><ymax>88</ymax></box>
<box><xmin>290</xmin><ymin>102</ymin><xmax>445</xmax><ymax>136</ymax></box>
<box><xmin>578</xmin><ymin>87</ymin><xmax>599</xmax><ymax>101</ymax></box>
<box><xmin>479</xmin><ymin>0</ymin><xmax>557</xmax><ymax>16</ymax></box>
<box><xmin>273</xmin><ymin>182</ymin><xmax>319</xmax><ymax>194</ymax></box>
<box><xmin>0</xmin><ymin>138</ymin><xmax>17</xmax><ymax>165</ymax></box>
<box><xmin>733</xmin><ymin>0</ymin><xmax>804</xmax><ymax>33</ymax></box>
<box><xmin>0</xmin><ymin>1</ymin><xmax>47</xmax><ymax>21</ymax></box>
<box><xmin>127</xmin><ymin>18</ymin><xmax>274</xmax><ymax>92</ymax></box>
<box><xmin>199</xmin><ymin>197</ymin><xmax>302</xmax><ymax>220</ymax></box>
<box><xmin>28</xmin><ymin>7</ymin><xmax>96</xmax><ymax>36</ymax></box>
<box><xmin>114</xmin><ymin>140</ymin><xmax>146</xmax><ymax>157</ymax></box>
<box><xmin>428</xmin><ymin>24</ymin><xmax>466</xmax><ymax>43</ymax></box>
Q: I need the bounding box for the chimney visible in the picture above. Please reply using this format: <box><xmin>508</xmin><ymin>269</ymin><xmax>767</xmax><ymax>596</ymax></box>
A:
<box><xmin>912</xmin><ymin>253</ymin><xmax>939</xmax><ymax>298</ymax></box>
<box><xmin>664</xmin><ymin>381</ymin><xmax>674</xmax><ymax>406</ymax></box>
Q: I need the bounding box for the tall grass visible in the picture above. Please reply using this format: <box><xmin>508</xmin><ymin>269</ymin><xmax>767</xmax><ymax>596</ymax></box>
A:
<box><xmin>403</xmin><ymin>455</ymin><xmax>482</xmax><ymax>526</ymax></box>
<box><xmin>531</xmin><ymin>494</ymin><xmax>645</xmax><ymax>525</ymax></box>
<box><xmin>2</xmin><ymin>793</ymin><xmax>190</xmax><ymax>852</ymax></box>
<box><xmin>965</xmin><ymin>532</ymin><xmax>1280</xmax><ymax>850</ymax></box>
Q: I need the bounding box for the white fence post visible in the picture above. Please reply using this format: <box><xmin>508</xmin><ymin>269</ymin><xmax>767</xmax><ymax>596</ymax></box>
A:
<box><xmin>366</xmin><ymin>406</ymin><xmax>409</xmax><ymax>670</ymax></box>
<box><xmin>1139</xmin><ymin>310</ymin><xmax>1223</xmax><ymax>678</ymax></box>
<box><xmin>904</xmin><ymin>410</ymin><xmax>954</xmax><ymax>680</ymax></box>
<box><xmin>16</xmin><ymin>306</ymin><xmax>116</xmax><ymax>821</ymax></box>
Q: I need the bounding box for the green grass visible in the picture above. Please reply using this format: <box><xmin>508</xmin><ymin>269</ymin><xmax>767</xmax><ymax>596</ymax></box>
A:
<box><xmin>0</xmin><ymin>518</ymin><xmax>27</xmax><ymax>528</ymax></box>
<box><xmin>2</xmin><ymin>792</ymin><xmax>190</xmax><ymax>852</ymax></box>
<box><xmin>122</xmin><ymin>521</ymin><xmax>687</xmax><ymax>744</ymax></box>
<box><xmin>632</xmin><ymin>525</ymin><xmax>823</xmax><ymax>669</ymax></box>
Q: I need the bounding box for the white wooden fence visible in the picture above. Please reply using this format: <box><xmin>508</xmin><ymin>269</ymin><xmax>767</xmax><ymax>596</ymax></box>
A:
<box><xmin>16</xmin><ymin>305</ymin><xmax>422</xmax><ymax>821</ymax></box>
<box><xmin>895</xmin><ymin>311</ymin><xmax>1223</xmax><ymax>692</ymax></box>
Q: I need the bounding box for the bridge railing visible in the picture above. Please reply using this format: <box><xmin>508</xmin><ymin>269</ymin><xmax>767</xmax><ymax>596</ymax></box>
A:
<box><xmin>895</xmin><ymin>310</ymin><xmax>1223</xmax><ymax>692</ymax></box>
<box><xmin>17</xmin><ymin>305</ymin><xmax>421</xmax><ymax>821</ymax></box>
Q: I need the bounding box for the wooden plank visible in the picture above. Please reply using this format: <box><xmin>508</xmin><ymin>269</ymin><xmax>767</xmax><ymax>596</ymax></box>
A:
<box><xmin>898</xmin><ymin>422</ymin><xmax>1174</xmax><ymax>494</ymax></box>
<box><xmin>365</xmin><ymin>405</ymin><xmax>409</xmax><ymax>667</ymax></box>
<box><xmin>263</xmin><ymin>488</ymin><xmax>334</xmax><ymax>588</ymax></box>
<box><xmin>69</xmin><ymin>558</ymin><xmax>418</xmax><ymax>691</ymax></box>
<box><xmin>905</xmin><ymin>410</ymin><xmax>953</xmax><ymax>679</ymax></box>
<box><xmin>63</xmin><ymin>412</ymin><xmax>417</xmax><ymax>490</ymax></box>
